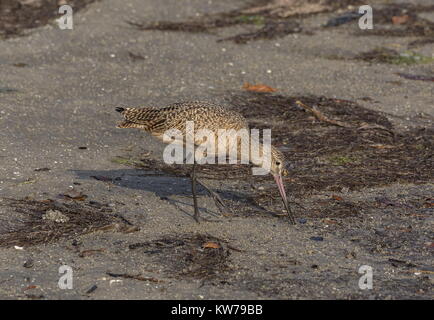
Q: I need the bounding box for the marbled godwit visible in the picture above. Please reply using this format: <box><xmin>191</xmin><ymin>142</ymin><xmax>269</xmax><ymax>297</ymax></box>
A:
<box><xmin>115</xmin><ymin>101</ymin><xmax>295</xmax><ymax>224</ymax></box>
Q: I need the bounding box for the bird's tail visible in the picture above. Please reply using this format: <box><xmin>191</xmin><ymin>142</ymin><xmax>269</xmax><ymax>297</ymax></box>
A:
<box><xmin>116</xmin><ymin>120</ymin><xmax>142</xmax><ymax>128</ymax></box>
<box><xmin>115</xmin><ymin>106</ymin><xmax>161</xmax><ymax>131</ymax></box>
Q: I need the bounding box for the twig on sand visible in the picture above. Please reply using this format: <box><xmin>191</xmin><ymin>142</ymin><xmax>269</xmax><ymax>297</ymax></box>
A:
<box><xmin>357</xmin><ymin>122</ymin><xmax>395</xmax><ymax>135</ymax></box>
<box><xmin>106</xmin><ymin>272</ymin><xmax>164</xmax><ymax>283</ymax></box>
<box><xmin>295</xmin><ymin>100</ymin><xmax>351</xmax><ymax>128</ymax></box>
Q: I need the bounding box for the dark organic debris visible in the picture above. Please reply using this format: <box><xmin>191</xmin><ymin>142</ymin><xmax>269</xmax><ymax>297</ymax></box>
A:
<box><xmin>218</xmin><ymin>21</ymin><xmax>302</xmax><ymax>44</ymax></box>
<box><xmin>0</xmin><ymin>87</ymin><xmax>18</xmax><ymax>93</ymax></box>
<box><xmin>79</xmin><ymin>248</ymin><xmax>106</xmax><ymax>257</ymax></box>
<box><xmin>308</xmin><ymin>199</ymin><xmax>366</xmax><ymax>218</ymax></box>
<box><xmin>12</xmin><ymin>62</ymin><xmax>28</xmax><ymax>67</ymax></box>
<box><xmin>85</xmin><ymin>284</ymin><xmax>98</xmax><ymax>294</ymax></box>
<box><xmin>353</xmin><ymin>48</ymin><xmax>434</xmax><ymax>65</ymax></box>
<box><xmin>106</xmin><ymin>272</ymin><xmax>163</xmax><ymax>283</ymax></box>
<box><xmin>375</xmin><ymin>196</ymin><xmax>402</xmax><ymax>207</ymax></box>
<box><xmin>129</xmin><ymin>16</ymin><xmax>302</xmax><ymax>44</ymax></box>
<box><xmin>353</xmin><ymin>3</ymin><xmax>434</xmax><ymax>41</ymax></box>
<box><xmin>324</xmin><ymin>12</ymin><xmax>363</xmax><ymax>27</ymax></box>
<box><xmin>58</xmin><ymin>191</ymin><xmax>88</xmax><ymax>201</ymax></box>
<box><xmin>396</xmin><ymin>73</ymin><xmax>434</xmax><ymax>82</ymax></box>
<box><xmin>128</xmin><ymin>0</ymin><xmax>363</xmax><ymax>43</ymax></box>
<box><xmin>295</xmin><ymin>100</ymin><xmax>351</xmax><ymax>128</ymax></box>
<box><xmin>25</xmin><ymin>294</ymin><xmax>44</xmax><ymax>300</ymax></box>
<box><xmin>91</xmin><ymin>175</ymin><xmax>113</xmax><ymax>182</ymax></box>
<box><xmin>388</xmin><ymin>258</ymin><xmax>417</xmax><ymax>268</ymax></box>
<box><xmin>23</xmin><ymin>258</ymin><xmax>34</xmax><ymax>268</ymax></box>
<box><xmin>34</xmin><ymin>168</ymin><xmax>50</xmax><ymax>172</ymax></box>
<box><xmin>409</xmin><ymin>38</ymin><xmax>434</xmax><ymax>49</ymax></box>
<box><xmin>0</xmin><ymin>198</ymin><xmax>138</xmax><ymax>247</ymax></box>
<box><xmin>0</xmin><ymin>0</ymin><xmax>99</xmax><ymax>39</ymax></box>
<box><xmin>128</xmin><ymin>52</ymin><xmax>145</xmax><ymax>61</ymax></box>
<box><xmin>240</xmin><ymin>0</ymin><xmax>363</xmax><ymax>18</ymax></box>
<box><xmin>127</xmin><ymin>13</ymin><xmax>242</xmax><ymax>33</ymax></box>
<box><xmin>129</xmin><ymin>234</ymin><xmax>233</xmax><ymax>279</ymax></box>
<box><xmin>310</xmin><ymin>236</ymin><xmax>324</xmax><ymax>241</ymax></box>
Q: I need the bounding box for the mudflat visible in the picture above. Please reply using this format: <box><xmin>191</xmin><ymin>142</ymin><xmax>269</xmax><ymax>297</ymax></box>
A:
<box><xmin>0</xmin><ymin>0</ymin><xmax>432</xmax><ymax>299</ymax></box>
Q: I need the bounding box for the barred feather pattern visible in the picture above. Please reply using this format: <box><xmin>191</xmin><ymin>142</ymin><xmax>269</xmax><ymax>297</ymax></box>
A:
<box><xmin>117</xmin><ymin>101</ymin><xmax>247</xmax><ymax>133</ymax></box>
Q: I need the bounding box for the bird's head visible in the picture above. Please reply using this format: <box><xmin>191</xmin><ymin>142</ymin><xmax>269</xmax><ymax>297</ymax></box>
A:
<box><xmin>270</xmin><ymin>146</ymin><xmax>295</xmax><ymax>224</ymax></box>
<box><xmin>270</xmin><ymin>146</ymin><xmax>289</xmax><ymax>177</ymax></box>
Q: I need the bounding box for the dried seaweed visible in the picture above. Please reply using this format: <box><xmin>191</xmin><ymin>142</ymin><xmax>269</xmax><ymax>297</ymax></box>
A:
<box><xmin>0</xmin><ymin>0</ymin><xmax>99</xmax><ymax>39</ymax></box>
<box><xmin>353</xmin><ymin>3</ymin><xmax>434</xmax><ymax>41</ymax></box>
<box><xmin>128</xmin><ymin>0</ymin><xmax>363</xmax><ymax>43</ymax></box>
<box><xmin>218</xmin><ymin>21</ymin><xmax>302</xmax><ymax>44</ymax></box>
<box><xmin>129</xmin><ymin>234</ymin><xmax>232</xmax><ymax>279</ymax></box>
<box><xmin>0</xmin><ymin>198</ymin><xmax>138</xmax><ymax>247</ymax></box>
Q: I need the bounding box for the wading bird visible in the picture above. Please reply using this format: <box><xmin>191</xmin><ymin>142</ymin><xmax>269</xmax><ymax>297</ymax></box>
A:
<box><xmin>115</xmin><ymin>101</ymin><xmax>296</xmax><ymax>224</ymax></box>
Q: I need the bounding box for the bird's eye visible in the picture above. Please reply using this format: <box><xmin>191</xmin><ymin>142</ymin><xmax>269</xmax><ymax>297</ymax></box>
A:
<box><xmin>275</xmin><ymin>161</ymin><xmax>281</xmax><ymax>166</ymax></box>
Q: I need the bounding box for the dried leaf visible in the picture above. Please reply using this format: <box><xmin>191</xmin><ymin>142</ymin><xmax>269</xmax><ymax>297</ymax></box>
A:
<box><xmin>392</xmin><ymin>15</ymin><xmax>409</xmax><ymax>25</ymax></box>
<box><xmin>243</xmin><ymin>82</ymin><xmax>277</xmax><ymax>92</ymax></box>
<box><xmin>202</xmin><ymin>241</ymin><xmax>221</xmax><ymax>249</ymax></box>
<box><xmin>331</xmin><ymin>195</ymin><xmax>343</xmax><ymax>201</ymax></box>
<box><xmin>424</xmin><ymin>200</ymin><xmax>434</xmax><ymax>208</ymax></box>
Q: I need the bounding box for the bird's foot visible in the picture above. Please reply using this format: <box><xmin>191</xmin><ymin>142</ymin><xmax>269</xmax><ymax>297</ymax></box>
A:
<box><xmin>196</xmin><ymin>178</ymin><xmax>233</xmax><ymax>218</ymax></box>
<box><xmin>193</xmin><ymin>200</ymin><xmax>201</xmax><ymax>223</ymax></box>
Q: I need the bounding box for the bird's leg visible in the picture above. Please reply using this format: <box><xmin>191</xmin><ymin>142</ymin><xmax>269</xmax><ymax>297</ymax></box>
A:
<box><xmin>190</xmin><ymin>162</ymin><xmax>200</xmax><ymax>223</ymax></box>
<box><xmin>195</xmin><ymin>178</ymin><xmax>232</xmax><ymax>217</ymax></box>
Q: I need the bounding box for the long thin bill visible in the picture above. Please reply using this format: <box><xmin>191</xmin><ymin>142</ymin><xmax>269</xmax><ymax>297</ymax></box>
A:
<box><xmin>273</xmin><ymin>174</ymin><xmax>296</xmax><ymax>225</ymax></box>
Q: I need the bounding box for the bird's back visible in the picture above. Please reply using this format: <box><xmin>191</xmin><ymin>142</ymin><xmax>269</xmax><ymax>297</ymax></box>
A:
<box><xmin>117</xmin><ymin>101</ymin><xmax>248</xmax><ymax>135</ymax></box>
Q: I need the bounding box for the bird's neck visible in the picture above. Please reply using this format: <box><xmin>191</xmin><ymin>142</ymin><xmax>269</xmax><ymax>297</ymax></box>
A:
<box><xmin>248</xmin><ymin>139</ymin><xmax>274</xmax><ymax>175</ymax></box>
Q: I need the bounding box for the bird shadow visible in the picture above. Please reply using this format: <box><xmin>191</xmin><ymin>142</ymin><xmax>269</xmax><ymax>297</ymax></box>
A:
<box><xmin>70</xmin><ymin>168</ymin><xmax>255</xmax><ymax>220</ymax></box>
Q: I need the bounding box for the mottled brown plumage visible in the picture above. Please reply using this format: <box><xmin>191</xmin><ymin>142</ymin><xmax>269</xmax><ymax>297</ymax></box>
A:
<box><xmin>117</xmin><ymin>101</ymin><xmax>247</xmax><ymax>135</ymax></box>
<box><xmin>116</xmin><ymin>101</ymin><xmax>295</xmax><ymax>224</ymax></box>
